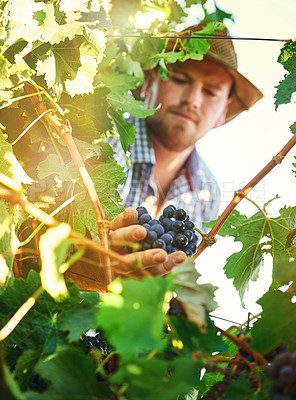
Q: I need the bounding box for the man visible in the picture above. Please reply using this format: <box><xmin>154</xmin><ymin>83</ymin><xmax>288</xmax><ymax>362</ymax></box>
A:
<box><xmin>67</xmin><ymin>23</ymin><xmax>262</xmax><ymax>289</ymax></box>
<box><xmin>107</xmin><ymin>23</ymin><xmax>262</xmax><ymax>277</ymax></box>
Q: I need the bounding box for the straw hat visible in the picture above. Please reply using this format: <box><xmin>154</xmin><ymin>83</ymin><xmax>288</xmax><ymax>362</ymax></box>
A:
<box><xmin>166</xmin><ymin>23</ymin><xmax>263</xmax><ymax>123</ymax></box>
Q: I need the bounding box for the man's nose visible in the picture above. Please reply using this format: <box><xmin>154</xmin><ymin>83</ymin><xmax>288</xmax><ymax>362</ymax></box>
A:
<box><xmin>180</xmin><ymin>85</ymin><xmax>202</xmax><ymax>109</ymax></box>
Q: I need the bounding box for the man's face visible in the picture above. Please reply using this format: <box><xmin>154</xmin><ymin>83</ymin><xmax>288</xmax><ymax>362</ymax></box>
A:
<box><xmin>144</xmin><ymin>58</ymin><xmax>233</xmax><ymax>152</ymax></box>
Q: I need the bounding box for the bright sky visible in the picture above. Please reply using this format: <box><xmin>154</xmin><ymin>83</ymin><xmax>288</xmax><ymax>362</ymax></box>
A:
<box><xmin>188</xmin><ymin>0</ymin><xmax>296</xmax><ymax>328</ymax></box>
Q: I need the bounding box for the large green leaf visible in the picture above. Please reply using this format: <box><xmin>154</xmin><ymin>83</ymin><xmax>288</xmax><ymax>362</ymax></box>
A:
<box><xmin>251</xmin><ymin>289</ymin><xmax>296</xmax><ymax>354</ymax></box>
<box><xmin>97</xmin><ymin>276</ymin><xmax>173</xmax><ymax>361</ymax></box>
<box><xmin>24</xmin><ymin>347</ymin><xmax>116</xmax><ymax>400</ymax></box>
<box><xmin>205</xmin><ymin>206</ymin><xmax>296</xmax><ymax>300</ymax></box>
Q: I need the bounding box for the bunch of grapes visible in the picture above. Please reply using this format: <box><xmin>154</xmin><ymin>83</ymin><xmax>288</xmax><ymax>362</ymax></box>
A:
<box><xmin>136</xmin><ymin>205</ymin><xmax>199</xmax><ymax>256</ymax></box>
<box><xmin>265</xmin><ymin>351</ymin><xmax>296</xmax><ymax>399</ymax></box>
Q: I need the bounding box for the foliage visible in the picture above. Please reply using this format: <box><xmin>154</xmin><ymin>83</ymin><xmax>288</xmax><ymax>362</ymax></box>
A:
<box><xmin>0</xmin><ymin>0</ymin><xmax>296</xmax><ymax>399</ymax></box>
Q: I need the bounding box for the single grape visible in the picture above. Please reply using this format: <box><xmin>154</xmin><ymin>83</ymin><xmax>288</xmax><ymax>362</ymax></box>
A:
<box><xmin>151</xmin><ymin>224</ymin><xmax>165</xmax><ymax>237</ymax></box>
<box><xmin>184</xmin><ymin>229</ymin><xmax>193</xmax><ymax>241</ymax></box>
<box><xmin>161</xmin><ymin>217</ymin><xmax>173</xmax><ymax>232</ymax></box>
<box><xmin>172</xmin><ymin>220</ymin><xmax>185</xmax><ymax>233</ymax></box>
<box><xmin>191</xmin><ymin>232</ymin><xmax>199</xmax><ymax>244</ymax></box>
<box><xmin>152</xmin><ymin>239</ymin><xmax>166</xmax><ymax>249</ymax></box>
<box><xmin>183</xmin><ymin>248</ymin><xmax>193</xmax><ymax>256</ymax></box>
<box><xmin>149</xmin><ymin>219</ymin><xmax>159</xmax><ymax>226</ymax></box>
<box><xmin>167</xmin><ymin>244</ymin><xmax>178</xmax><ymax>253</ymax></box>
<box><xmin>139</xmin><ymin>213</ymin><xmax>152</xmax><ymax>224</ymax></box>
<box><xmin>163</xmin><ymin>205</ymin><xmax>176</xmax><ymax>218</ymax></box>
<box><xmin>174</xmin><ymin>234</ymin><xmax>189</xmax><ymax>248</ymax></box>
<box><xmin>160</xmin><ymin>233</ymin><xmax>173</xmax><ymax>245</ymax></box>
<box><xmin>186</xmin><ymin>241</ymin><xmax>197</xmax><ymax>253</ymax></box>
<box><xmin>185</xmin><ymin>220</ymin><xmax>195</xmax><ymax>231</ymax></box>
<box><xmin>175</xmin><ymin>208</ymin><xmax>187</xmax><ymax>221</ymax></box>
<box><xmin>136</xmin><ymin>206</ymin><xmax>148</xmax><ymax>217</ymax></box>
<box><xmin>146</xmin><ymin>230</ymin><xmax>158</xmax><ymax>243</ymax></box>
<box><xmin>167</xmin><ymin>230</ymin><xmax>177</xmax><ymax>240</ymax></box>
<box><xmin>142</xmin><ymin>223</ymin><xmax>151</xmax><ymax>231</ymax></box>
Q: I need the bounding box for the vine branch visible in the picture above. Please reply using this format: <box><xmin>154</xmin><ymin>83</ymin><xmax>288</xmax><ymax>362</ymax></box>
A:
<box><xmin>23</xmin><ymin>84</ymin><xmax>113</xmax><ymax>288</ymax></box>
<box><xmin>194</xmin><ymin>133</ymin><xmax>296</xmax><ymax>259</ymax></box>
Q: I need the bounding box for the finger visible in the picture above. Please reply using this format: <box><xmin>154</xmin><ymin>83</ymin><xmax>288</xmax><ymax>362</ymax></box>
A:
<box><xmin>112</xmin><ymin>248</ymin><xmax>169</xmax><ymax>274</ymax></box>
<box><xmin>141</xmin><ymin>251</ymin><xmax>187</xmax><ymax>276</ymax></box>
<box><xmin>109</xmin><ymin>224</ymin><xmax>147</xmax><ymax>251</ymax></box>
<box><xmin>110</xmin><ymin>207</ymin><xmax>138</xmax><ymax>231</ymax></box>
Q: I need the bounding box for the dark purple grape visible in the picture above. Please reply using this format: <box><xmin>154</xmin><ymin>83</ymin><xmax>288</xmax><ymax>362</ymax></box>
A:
<box><xmin>191</xmin><ymin>232</ymin><xmax>199</xmax><ymax>244</ymax></box>
<box><xmin>136</xmin><ymin>206</ymin><xmax>148</xmax><ymax>217</ymax></box>
<box><xmin>151</xmin><ymin>224</ymin><xmax>165</xmax><ymax>237</ymax></box>
<box><xmin>186</xmin><ymin>241</ymin><xmax>197</xmax><ymax>253</ymax></box>
<box><xmin>142</xmin><ymin>223</ymin><xmax>151</xmax><ymax>231</ymax></box>
<box><xmin>146</xmin><ymin>230</ymin><xmax>158</xmax><ymax>243</ymax></box>
<box><xmin>139</xmin><ymin>213</ymin><xmax>152</xmax><ymax>224</ymax></box>
<box><xmin>174</xmin><ymin>234</ymin><xmax>189</xmax><ymax>248</ymax></box>
<box><xmin>172</xmin><ymin>220</ymin><xmax>185</xmax><ymax>233</ymax></box>
<box><xmin>279</xmin><ymin>365</ymin><xmax>296</xmax><ymax>386</ymax></box>
<box><xmin>152</xmin><ymin>239</ymin><xmax>166</xmax><ymax>249</ymax></box>
<box><xmin>183</xmin><ymin>249</ymin><xmax>193</xmax><ymax>256</ymax></box>
<box><xmin>160</xmin><ymin>233</ymin><xmax>173</xmax><ymax>245</ymax></box>
<box><xmin>167</xmin><ymin>230</ymin><xmax>177</xmax><ymax>240</ymax></box>
<box><xmin>185</xmin><ymin>220</ymin><xmax>195</xmax><ymax>231</ymax></box>
<box><xmin>184</xmin><ymin>229</ymin><xmax>193</xmax><ymax>241</ymax></box>
<box><xmin>167</xmin><ymin>244</ymin><xmax>178</xmax><ymax>253</ymax></box>
<box><xmin>149</xmin><ymin>219</ymin><xmax>159</xmax><ymax>226</ymax></box>
<box><xmin>161</xmin><ymin>217</ymin><xmax>173</xmax><ymax>232</ymax></box>
<box><xmin>175</xmin><ymin>208</ymin><xmax>187</xmax><ymax>221</ymax></box>
<box><xmin>163</xmin><ymin>205</ymin><xmax>176</xmax><ymax>218</ymax></box>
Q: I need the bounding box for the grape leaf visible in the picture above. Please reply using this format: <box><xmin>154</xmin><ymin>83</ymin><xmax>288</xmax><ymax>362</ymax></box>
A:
<box><xmin>97</xmin><ymin>276</ymin><xmax>173</xmax><ymax>361</ymax></box>
<box><xmin>251</xmin><ymin>289</ymin><xmax>296</xmax><ymax>354</ymax></box>
<box><xmin>39</xmin><ymin>224</ymin><xmax>72</xmax><ymax>300</ymax></box>
<box><xmin>289</xmin><ymin>120</ymin><xmax>296</xmax><ymax>134</ymax></box>
<box><xmin>274</xmin><ymin>40</ymin><xmax>296</xmax><ymax>109</ymax></box>
<box><xmin>172</xmin><ymin>259</ymin><xmax>218</xmax><ymax>332</ymax></box>
<box><xmin>0</xmin><ymin>344</ymin><xmax>25</xmax><ymax>400</ymax></box>
<box><xmin>111</xmin><ymin>356</ymin><xmax>202</xmax><ymax>400</ymax></box>
<box><xmin>0</xmin><ymin>131</ymin><xmax>34</xmax><ymax>184</ymax></box>
<box><xmin>271</xmin><ymin>258</ymin><xmax>296</xmax><ymax>291</ymax></box>
<box><xmin>36</xmin><ymin>38</ymin><xmax>82</xmax><ymax>98</ymax></box>
<box><xmin>108</xmin><ymin>108</ymin><xmax>137</xmax><ymax>153</ymax></box>
<box><xmin>205</xmin><ymin>206</ymin><xmax>296</xmax><ymax>301</ymax></box>
<box><xmin>59</xmin><ymin>90</ymin><xmax>115</xmax><ymax>142</ymax></box>
<box><xmin>24</xmin><ymin>347</ymin><xmax>116</xmax><ymax>400</ymax></box>
<box><xmin>0</xmin><ymin>200</ymin><xmax>26</xmax><ymax>286</ymax></box>
<box><xmin>0</xmin><ymin>55</ymin><xmax>12</xmax><ymax>89</ymax></box>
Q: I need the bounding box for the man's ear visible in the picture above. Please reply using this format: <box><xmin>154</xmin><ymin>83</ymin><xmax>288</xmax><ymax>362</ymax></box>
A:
<box><xmin>140</xmin><ymin>69</ymin><xmax>158</xmax><ymax>100</ymax></box>
<box><xmin>214</xmin><ymin>96</ymin><xmax>233</xmax><ymax>128</ymax></box>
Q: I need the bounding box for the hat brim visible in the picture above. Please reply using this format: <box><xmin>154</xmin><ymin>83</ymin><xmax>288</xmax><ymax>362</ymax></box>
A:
<box><xmin>206</xmin><ymin>51</ymin><xmax>263</xmax><ymax>123</ymax></box>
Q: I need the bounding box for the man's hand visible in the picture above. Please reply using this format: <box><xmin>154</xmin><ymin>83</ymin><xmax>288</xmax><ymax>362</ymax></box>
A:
<box><xmin>109</xmin><ymin>207</ymin><xmax>187</xmax><ymax>277</ymax></box>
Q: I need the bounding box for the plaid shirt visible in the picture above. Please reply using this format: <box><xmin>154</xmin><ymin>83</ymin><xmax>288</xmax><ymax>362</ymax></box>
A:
<box><xmin>107</xmin><ymin>117</ymin><xmax>220</xmax><ymax>232</ymax></box>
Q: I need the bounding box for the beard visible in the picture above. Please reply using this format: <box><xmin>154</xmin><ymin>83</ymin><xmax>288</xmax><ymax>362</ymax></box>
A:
<box><xmin>145</xmin><ymin>108</ymin><xmax>204</xmax><ymax>152</ymax></box>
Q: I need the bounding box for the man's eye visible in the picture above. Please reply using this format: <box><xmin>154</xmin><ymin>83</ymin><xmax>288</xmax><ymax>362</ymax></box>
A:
<box><xmin>170</xmin><ymin>75</ymin><xmax>187</xmax><ymax>84</ymax></box>
<box><xmin>205</xmin><ymin>88</ymin><xmax>216</xmax><ymax>96</ymax></box>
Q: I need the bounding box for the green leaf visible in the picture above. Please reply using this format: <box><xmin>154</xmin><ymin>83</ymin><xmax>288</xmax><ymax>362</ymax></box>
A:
<box><xmin>172</xmin><ymin>259</ymin><xmax>218</xmax><ymax>332</ymax></box>
<box><xmin>274</xmin><ymin>40</ymin><xmax>296</xmax><ymax>109</ymax></box>
<box><xmin>25</xmin><ymin>347</ymin><xmax>115</xmax><ymax>400</ymax></box>
<box><xmin>0</xmin><ymin>344</ymin><xmax>25</xmax><ymax>400</ymax></box>
<box><xmin>251</xmin><ymin>289</ymin><xmax>296</xmax><ymax>354</ymax></box>
<box><xmin>111</xmin><ymin>356</ymin><xmax>202</xmax><ymax>400</ymax></box>
<box><xmin>0</xmin><ymin>55</ymin><xmax>12</xmax><ymax>89</ymax></box>
<box><xmin>37</xmin><ymin>154</ymin><xmax>79</xmax><ymax>182</ymax></box>
<box><xmin>290</xmin><ymin>120</ymin><xmax>296</xmax><ymax>134</ymax></box>
<box><xmin>36</xmin><ymin>38</ymin><xmax>82</xmax><ymax>98</ymax></box>
<box><xmin>272</xmin><ymin>258</ymin><xmax>296</xmax><ymax>290</ymax></box>
<box><xmin>97</xmin><ymin>276</ymin><xmax>173</xmax><ymax>361</ymax></box>
<box><xmin>58</xmin><ymin>291</ymin><xmax>100</xmax><ymax>342</ymax></box>
<box><xmin>0</xmin><ymin>131</ymin><xmax>34</xmax><ymax>184</ymax></box>
<box><xmin>39</xmin><ymin>224</ymin><xmax>72</xmax><ymax>300</ymax></box>
<box><xmin>0</xmin><ymin>200</ymin><xmax>26</xmax><ymax>286</ymax></box>
<box><xmin>108</xmin><ymin>108</ymin><xmax>137</xmax><ymax>153</ymax></box>
<box><xmin>207</xmin><ymin>206</ymin><xmax>296</xmax><ymax>301</ymax></box>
